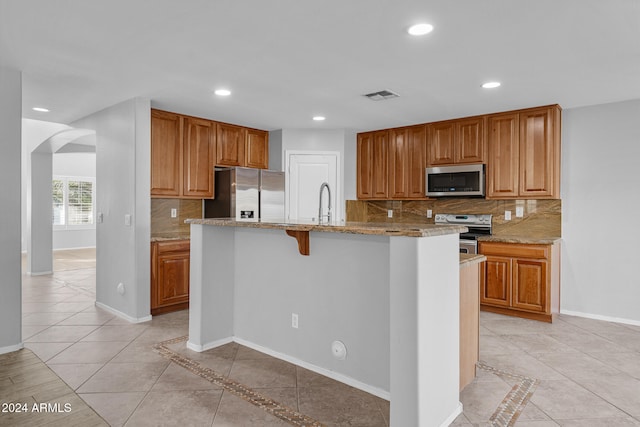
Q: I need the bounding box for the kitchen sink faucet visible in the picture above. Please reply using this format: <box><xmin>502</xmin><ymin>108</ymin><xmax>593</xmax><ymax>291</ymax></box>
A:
<box><xmin>318</xmin><ymin>182</ymin><xmax>332</xmax><ymax>224</ymax></box>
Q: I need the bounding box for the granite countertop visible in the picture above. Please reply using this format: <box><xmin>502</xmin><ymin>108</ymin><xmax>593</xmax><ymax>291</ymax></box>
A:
<box><xmin>477</xmin><ymin>235</ymin><xmax>561</xmax><ymax>244</ymax></box>
<box><xmin>459</xmin><ymin>253</ymin><xmax>487</xmax><ymax>266</ymax></box>
<box><xmin>185</xmin><ymin>218</ymin><xmax>468</xmax><ymax>238</ymax></box>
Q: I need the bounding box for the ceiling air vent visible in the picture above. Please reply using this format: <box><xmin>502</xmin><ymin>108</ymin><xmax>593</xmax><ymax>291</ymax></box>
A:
<box><xmin>363</xmin><ymin>90</ymin><xmax>400</xmax><ymax>101</ymax></box>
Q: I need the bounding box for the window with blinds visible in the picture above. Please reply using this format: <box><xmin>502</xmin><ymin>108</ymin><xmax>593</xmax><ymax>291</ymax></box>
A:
<box><xmin>52</xmin><ymin>177</ymin><xmax>95</xmax><ymax>228</ymax></box>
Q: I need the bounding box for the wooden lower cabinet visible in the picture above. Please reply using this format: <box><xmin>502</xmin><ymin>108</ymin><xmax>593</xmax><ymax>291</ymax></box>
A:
<box><xmin>479</xmin><ymin>241</ymin><xmax>560</xmax><ymax>322</ymax></box>
<box><xmin>151</xmin><ymin>240</ymin><xmax>190</xmax><ymax>315</ymax></box>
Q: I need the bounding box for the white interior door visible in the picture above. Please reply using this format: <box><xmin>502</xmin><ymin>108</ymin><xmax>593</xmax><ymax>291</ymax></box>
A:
<box><xmin>287</xmin><ymin>152</ymin><xmax>340</xmax><ymax>222</ymax></box>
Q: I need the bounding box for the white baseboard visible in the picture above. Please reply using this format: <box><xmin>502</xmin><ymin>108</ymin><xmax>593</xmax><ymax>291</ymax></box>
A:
<box><xmin>187</xmin><ymin>336</ymin><xmax>234</xmax><ymax>352</ymax></box>
<box><xmin>27</xmin><ymin>270</ymin><xmax>53</xmax><ymax>276</ymax></box>
<box><xmin>53</xmin><ymin>246</ymin><xmax>97</xmax><ymax>252</ymax></box>
<box><xmin>233</xmin><ymin>337</ymin><xmax>390</xmax><ymax>401</ymax></box>
<box><xmin>95</xmin><ymin>302</ymin><xmax>152</xmax><ymax>324</ymax></box>
<box><xmin>560</xmin><ymin>309</ymin><xmax>640</xmax><ymax>327</ymax></box>
<box><xmin>193</xmin><ymin>335</ymin><xmax>390</xmax><ymax>400</ymax></box>
<box><xmin>0</xmin><ymin>342</ymin><xmax>24</xmax><ymax>355</ymax></box>
<box><xmin>440</xmin><ymin>402</ymin><xmax>463</xmax><ymax>427</ymax></box>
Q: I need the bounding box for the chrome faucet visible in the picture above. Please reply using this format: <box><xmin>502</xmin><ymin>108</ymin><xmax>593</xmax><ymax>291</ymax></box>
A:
<box><xmin>318</xmin><ymin>182</ymin><xmax>332</xmax><ymax>224</ymax></box>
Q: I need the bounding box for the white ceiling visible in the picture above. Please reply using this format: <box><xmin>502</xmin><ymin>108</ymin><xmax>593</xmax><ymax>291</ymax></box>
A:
<box><xmin>1</xmin><ymin>0</ymin><xmax>639</xmax><ymax>132</ymax></box>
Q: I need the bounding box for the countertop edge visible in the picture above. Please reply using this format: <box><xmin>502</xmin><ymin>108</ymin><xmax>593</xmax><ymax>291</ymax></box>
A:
<box><xmin>459</xmin><ymin>254</ymin><xmax>486</xmax><ymax>267</ymax></box>
<box><xmin>185</xmin><ymin>219</ymin><xmax>467</xmax><ymax>238</ymax></box>
<box><xmin>478</xmin><ymin>235</ymin><xmax>562</xmax><ymax>245</ymax></box>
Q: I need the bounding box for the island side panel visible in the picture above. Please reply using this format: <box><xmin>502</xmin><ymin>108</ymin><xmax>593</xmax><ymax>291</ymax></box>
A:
<box><xmin>389</xmin><ymin>233</ymin><xmax>462</xmax><ymax>427</ymax></box>
<box><xmin>232</xmin><ymin>227</ymin><xmax>391</xmax><ymax>395</ymax></box>
<box><xmin>188</xmin><ymin>224</ymin><xmax>235</xmax><ymax>350</ymax></box>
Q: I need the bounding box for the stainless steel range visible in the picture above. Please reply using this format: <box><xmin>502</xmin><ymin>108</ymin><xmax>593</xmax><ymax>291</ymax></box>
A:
<box><xmin>434</xmin><ymin>214</ymin><xmax>492</xmax><ymax>254</ymax></box>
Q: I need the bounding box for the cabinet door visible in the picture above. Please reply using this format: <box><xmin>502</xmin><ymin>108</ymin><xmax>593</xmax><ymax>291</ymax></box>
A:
<box><xmin>480</xmin><ymin>255</ymin><xmax>511</xmax><ymax>307</ymax></box>
<box><xmin>156</xmin><ymin>253</ymin><xmax>190</xmax><ymax>307</ymax></box>
<box><xmin>512</xmin><ymin>258</ymin><xmax>547</xmax><ymax>312</ymax></box>
<box><xmin>388</xmin><ymin>128</ymin><xmax>408</xmax><ymax>198</ymax></box>
<box><xmin>372</xmin><ymin>131</ymin><xmax>389</xmax><ymax>199</ymax></box>
<box><xmin>151</xmin><ymin>110</ymin><xmax>182</xmax><ymax>197</ymax></box>
<box><xmin>487</xmin><ymin>113</ymin><xmax>519</xmax><ymax>198</ymax></box>
<box><xmin>216</xmin><ymin>123</ymin><xmax>246</xmax><ymax>166</ymax></box>
<box><xmin>519</xmin><ymin>107</ymin><xmax>558</xmax><ymax>198</ymax></box>
<box><xmin>456</xmin><ymin>117</ymin><xmax>485</xmax><ymax>164</ymax></box>
<box><xmin>428</xmin><ymin>121</ymin><xmax>455</xmax><ymax>165</ymax></box>
<box><xmin>245</xmin><ymin>129</ymin><xmax>269</xmax><ymax>169</ymax></box>
<box><xmin>356</xmin><ymin>132</ymin><xmax>374</xmax><ymax>199</ymax></box>
<box><xmin>183</xmin><ymin>117</ymin><xmax>214</xmax><ymax>198</ymax></box>
<box><xmin>406</xmin><ymin>125</ymin><xmax>428</xmax><ymax>198</ymax></box>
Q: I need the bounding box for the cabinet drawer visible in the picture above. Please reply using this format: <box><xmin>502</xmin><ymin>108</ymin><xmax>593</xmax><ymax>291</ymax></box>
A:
<box><xmin>155</xmin><ymin>240</ymin><xmax>190</xmax><ymax>254</ymax></box>
<box><xmin>479</xmin><ymin>242</ymin><xmax>549</xmax><ymax>259</ymax></box>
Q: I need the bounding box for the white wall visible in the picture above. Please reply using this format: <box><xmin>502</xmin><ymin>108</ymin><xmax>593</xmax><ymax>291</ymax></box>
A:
<box><xmin>53</xmin><ymin>152</ymin><xmax>96</xmax><ymax>176</ymax></box>
<box><xmin>52</xmin><ymin>152</ymin><xmax>97</xmax><ymax>250</ymax></box>
<box><xmin>278</xmin><ymin>128</ymin><xmax>357</xmax><ymax>219</ymax></box>
<box><xmin>71</xmin><ymin>98</ymin><xmax>151</xmax><ymax>322</ymax></box>
<box><xmin>21</xmin><ymin>119</ymin><xmax>70</xmax><ymax>252</ymax></box>
<box><xmin>561</xmin><ymin>99</ymin><xmax>640</xmax><ymax>323</ymax></box>
<box><xmin>0</xmin><ymin>67</ymin><xmax>22</xmax><ymax>352</ymax></box>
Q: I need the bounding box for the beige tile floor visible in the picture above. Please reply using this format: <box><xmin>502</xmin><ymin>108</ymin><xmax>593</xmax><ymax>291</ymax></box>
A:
<box><xmin>10</xmin><ymin>249</ymin><xmax>640</xmax><ymax>426</ymax></box>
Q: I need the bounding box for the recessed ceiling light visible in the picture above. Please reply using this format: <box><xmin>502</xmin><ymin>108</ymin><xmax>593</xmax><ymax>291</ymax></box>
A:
<box><xmin>482</xmin><ymin>81</ymin><xmax>501</xmax><ymax>89</ymax></box>
<box><xmin>214</xmin><ymin>89</ymin><xmax>231</xmax><ymax>96</ymax></box>
<box><xmin>407</xmin><ymin>23</ymin><xmax>434</xmax><ymax>36</ymax></box>
<box><xmin>313</xmin><ymin>116</ymin><xmax>326</xmax><ymax>121</ymax></box>
<box><xmin>32</xmin><ymin>107</ymin><xmax>50</xmax><ymax>112</ymax></box>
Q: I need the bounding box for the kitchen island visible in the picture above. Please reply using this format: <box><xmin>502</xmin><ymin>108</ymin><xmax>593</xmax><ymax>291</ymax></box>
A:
<box><xmin>186</xmin><ymin>218</ymin><xmax>467</xmax><ymax>427</ymax></box>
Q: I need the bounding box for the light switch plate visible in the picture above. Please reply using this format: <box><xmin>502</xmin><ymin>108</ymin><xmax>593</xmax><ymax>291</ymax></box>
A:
<box><xmin>427</xmin><ymin>209</ymin><xmax>433</xmax><ymax>218</ymax></box>
<box><xmin>505</xmin><ymin>210</ymin><xmax>512</xmax><ymax>221</ymax></box>
<box><xmin>171</xmin><ymin>208</ymin><xmax>177</xmax><ymax>218</ymax></box>
<box><xmin>388</xmin><ymin>210</ymin><xmax>393</xmax><ymax>218</ymax></box>
<box><xmin>515</xmin><ymin>206</ymin><xmax>524</xmax><ymax>217</ymax></box>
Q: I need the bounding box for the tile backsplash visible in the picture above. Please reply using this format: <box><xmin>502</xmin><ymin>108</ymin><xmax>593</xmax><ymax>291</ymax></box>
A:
<box><xmin>346</xmin><ymin>199</ymin><xmax>561</xmax><ymax>238</ymax></box>
<box><xmin>151</xmin><ymin>198</ymin><xmax>202</xmax><ymax>239</ymax></box>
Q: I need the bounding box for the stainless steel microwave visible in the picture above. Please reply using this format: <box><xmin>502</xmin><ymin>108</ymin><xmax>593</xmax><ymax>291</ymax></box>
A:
<box><xmin>425</xmin><ymin>164</ymin><xmax>485</xmax><ymax>197</ymax></box>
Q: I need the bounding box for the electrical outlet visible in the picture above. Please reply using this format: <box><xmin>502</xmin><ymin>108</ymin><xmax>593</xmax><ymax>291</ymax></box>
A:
<box><xmin>426</xmin><ymin>209</ymin><xmax>433</xmax><ymax>218</ymax></box>
<box><xmin>515</xmin><ymin>206</ymin><xmax>524</xmax><ymax>217</ymax></box>
<box><xmin>387</xmin><ymin>210</ymin><xmax>393</xmax><ymax>218</ymax></box>
<box><xmin>171</xmin><ymin>208</ymin><xmax>177</xmax><ymax>218</ymax></box>
<box><xmin>291</xmin><ymin>313</ymin><xmax>299</xmax><ymax>329</ymax></box>
<box><xmin>505</xmin><ymin>210</ymin><xmax>512</xmax><ymax>221</ymax></box>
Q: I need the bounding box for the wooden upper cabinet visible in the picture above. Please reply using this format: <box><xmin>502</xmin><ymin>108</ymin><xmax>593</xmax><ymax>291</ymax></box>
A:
<box><xmin>245</xmin><ymin>129</ymin><xmax>269</xmax><ymax>169</ymax></box>
<box><xmin>405</xmin><ymin>125</ymin><xmax>428</xmax><ymax>198</ymax></box>
<box><xmin>216</xmin><ymin>123</ymin><xmax>246</xmax><ymax>167</ymax></box>
<box><xmin>372</xmin><ymin>131</ymin><xmax>389</xmax><ymax>199</ymax></box>
<box><xmin>428</xmin><ymin>121</ymin><xmax>455</xmax><ymax>165</ymax></box>
<box><xmin>519</xmin><ymin>106</ymin><xmax>561</xmax><ymax>198</ymax></box>
<box><xmin>356</xmin><ymin>104</ymin><xmax>560</xmax><ymax>201</ymax></box>
<box><xmin>388</xmin><ymin>128</ymin><xmax>409</xmax><ymax>198</ymax></box>
<box><xmin>357</xmin><ymin>132</ymin><xmax>374</xmax><ymax>199</ymax></box>
<box><xmin>183</xmin><ymin>117</ymin><xmax>215</xmax><ymax>198</ymax></box>
<box><xmin>356</xmin><ymin>130</ymin><xmax>388</xmax><ymax>199</ymax></box>
<box><xmin>358</xmin><ymin>125</ymin><xmax>427</xmax><ymax>200</ymax></box>
<box><xmin>487</xmin><ymin>113</ymin><xmax>519</xmax><ymax>198</ymax></box>
<box><xmin>487</xmin><ymin>105</ymin><xmax>561</xmax><ymax>199</ymax></box>
<box><xmin>428</xmin><ymin>117</ymin><xmax>485</xmax><ymax>166</ymax></box>
<box><xmin>151</xmin><ymin>110</ymin><xmax>182</xmax><ymax>197</ymax></box>
<box><xmin>389</xmin><ymin>125</ymin><xmax>427</xmax><ymax>199</ymax></box>
<box><xmin>456</xmin><ymin>117</ymin><xmax>485</xmax><ymax>164</ymax></box>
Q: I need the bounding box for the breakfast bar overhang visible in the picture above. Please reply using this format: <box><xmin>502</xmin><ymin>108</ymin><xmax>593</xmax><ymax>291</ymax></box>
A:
<box><xmin>186</xmin><ymin>219</ymin><xmax>467</xmax><ymax>427</ymax></box>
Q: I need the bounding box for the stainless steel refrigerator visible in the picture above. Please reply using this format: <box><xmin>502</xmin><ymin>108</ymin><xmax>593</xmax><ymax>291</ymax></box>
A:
<box><xmin>203</xmin><ymin>167</ymin><xmax>284</xmax><ymax>221</ymax></box>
